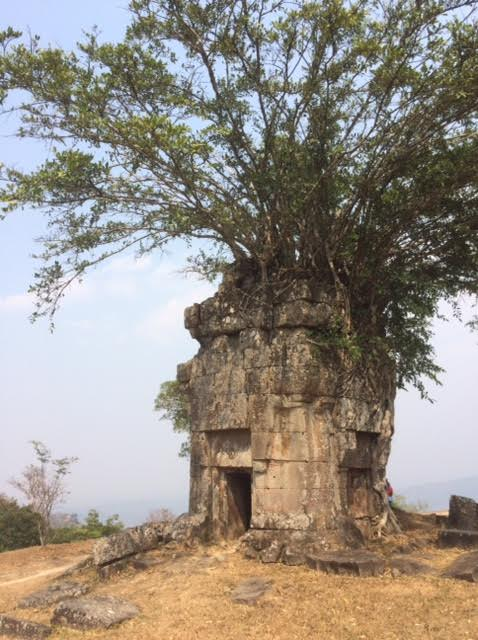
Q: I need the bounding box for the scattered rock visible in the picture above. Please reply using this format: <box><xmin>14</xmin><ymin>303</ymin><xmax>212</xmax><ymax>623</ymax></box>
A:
<box><xmin>388</xmin><ymin>556</ymin><xmax>433</xmax><ymax>576</ymax></box>
<box><xmin>231</xmin><ymin>577</ymin><xmax>272</xmax><ymax>605</ymax></box>
<box><xmin>438</xmin><ymin>529</ymin><xmax>478</xmax><ymax>548</ymax></box>
<box><xmin>448</xmin><ymin>495</ymin><xmax>478</xmax><ymax>531</ymax></box>
<box><xmin>442</xmin><ymin>551</ymin><xmax>478</xmax><ymax>583</ymax></box>
<box><xmin>306</xmin><ymin>550</ymin><xmax>385</xmax><ymax>577</ymax></box>
<box><xmin>0</xmin><ymin>615</ymin><xmax>52</xmax><ymax>638</ymax></box>
<box><xmin>19</xmin><ymin>581</ymin><xmax>90</xmax><ymax>609</ymax></box>
<box><xmin>51</xmin><ymin>596</ymin><xmax>139</xmax><ymax>630</ymax></box>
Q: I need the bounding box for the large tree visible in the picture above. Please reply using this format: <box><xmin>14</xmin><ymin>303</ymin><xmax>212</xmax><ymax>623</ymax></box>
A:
<box><xmin>1</xmin><ymin>0</ymin><xmax>477</xmax><ymax>544</ymax></box>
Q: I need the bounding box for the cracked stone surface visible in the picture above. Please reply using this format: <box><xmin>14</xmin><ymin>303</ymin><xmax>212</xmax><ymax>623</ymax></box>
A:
<box><xmin>51</xmin><ymin>595</ymin><xmax>139</xmax><ymax>630</ymax></box>
<box><xmin>0</xmin><ymin>615</ymin><xmax>52</xmax><ymax>638</ymax></box>
<box><xmin>231</xmin><ymin>577</ymin><xmax>272</xmax><ymax>605</ymax></box>
<box><xmin>19</xmin><ymin>581</ymin><xmax>90</xmax><ymax>609</ymax></box>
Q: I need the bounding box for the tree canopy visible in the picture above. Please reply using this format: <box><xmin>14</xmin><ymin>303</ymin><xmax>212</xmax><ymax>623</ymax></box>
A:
<box><xmin>1</xmin><ymin>0</ymin><xmax>477</xmax><ymax>392</ymax></box>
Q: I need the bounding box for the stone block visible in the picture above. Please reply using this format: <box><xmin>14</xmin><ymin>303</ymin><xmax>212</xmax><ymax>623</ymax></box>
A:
<box><xmin>251</xmin><ymin>510</ymin><xmax>311</xmax><ymax>530</ymax></box>
<box><xmin>253</xmin><ymin>461</ymin><xmax>306</xmax><ymax>490</ymax></box>
<box><xmin>448</xmin><ymin>495</ymin><xmax>478</xmax><ymax>531</ymax></box>
<box><xmin>274</xmin><ymin>299</ymin><xmax>333</xmax><ymax>328</ymax></box>
<box><xmin>254</xmin><ymin>487</ymin><xmax>307</xmax><ymax>512</ymax></box>
<box><xmin>252</xmin><ymin>431</ymin><xmax>308</xmax><ymax>461</ymax></box>
<box><xmin>306</xmin><ymin>550</ymin><xmax>385</xmax><ymax>577</ymax></box>
<box><xmin>438</xmin><ymin>529</ymin><xmax>478</xmax><ymax>548</ymax></box>
<box><xmin>208</xmin><ymin>429</ymin><xmax>252</xmax><ymax>467</ymax></box>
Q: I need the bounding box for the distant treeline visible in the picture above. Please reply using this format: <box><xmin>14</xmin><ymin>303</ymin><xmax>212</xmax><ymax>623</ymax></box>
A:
<box><xmin>0</xmin><ymin>494</ymin><xmax>123</xmax><ymax>552</ymax></box>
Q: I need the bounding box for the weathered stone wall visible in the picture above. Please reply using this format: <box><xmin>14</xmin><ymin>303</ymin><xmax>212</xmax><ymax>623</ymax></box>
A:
<box><xmin>178</xmin><ymin>278</ymin><xmax>395</xmax><ymax>547</ymax></box>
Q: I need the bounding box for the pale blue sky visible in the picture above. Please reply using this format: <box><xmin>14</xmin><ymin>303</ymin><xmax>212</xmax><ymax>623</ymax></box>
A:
<box><xmin>1</xmin><ymin>1</ymin><xmax>477</xmax><ymax>523</ymax></box>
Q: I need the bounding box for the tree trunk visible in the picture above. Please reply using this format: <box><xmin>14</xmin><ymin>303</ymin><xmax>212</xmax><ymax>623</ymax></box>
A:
<box><xmin>178</xmin><ymin>277</ymin><xmax>395</xmax><ymax>553</ymax></box>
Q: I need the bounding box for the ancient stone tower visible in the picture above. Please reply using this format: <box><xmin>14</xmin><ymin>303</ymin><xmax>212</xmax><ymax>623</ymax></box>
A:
<box><xmin>178</xmin><ymin>274</ymin><xmax>395</xmax><ymax>550</ymax></box>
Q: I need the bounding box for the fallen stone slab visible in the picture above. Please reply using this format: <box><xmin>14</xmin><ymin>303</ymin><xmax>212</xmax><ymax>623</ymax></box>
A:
<box><xmin>93</xmin><ymin>523</ymin><xmax>164</xmax><ymax>568</ymax></box>
<box><xmin>389</xmin><ymin>556</ymin><xmax>433</xmax><ymax>577</ymax></box>
<box><xmin>306</xmin><ymin>550</ymin><xmax>385</xmax><ymax>577</ymax></box>
<box><xmin>0</xmin><ymin>615</ymin><xmax>52</xmax><ymax>639</ymax></box>
<box><xmin>442</xmin><ymin>551</ymin><xmax>478</xmax><ymax>583</ymax></box>
<box><xmin>231</xmin><ymin>577</ymin><xmax>272</xmax><ymax>605</ymax></box>
<box><xmin>51</xmin><ymin>595</ymin><xmax>139</xmax><ymax>630</ymax></box>
<box><xmin>19</xmin><ymin>580</ymin><xmax>90</xmax><ymax>609</ymax></box>
<box><xmin>438</xmin><ymin>529</ymin><xmax>478</xmax><ymax>548</ymax></box>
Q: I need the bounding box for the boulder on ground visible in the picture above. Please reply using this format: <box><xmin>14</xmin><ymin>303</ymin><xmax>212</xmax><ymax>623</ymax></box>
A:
<box><xmin>231</xmin><ymin>577</ymin><xmax>272</xmax><ymax>605</ymax></box>
<box><xmin>19</xmin><ymin>581</ymin><xmax>90</xmax><ymax>609</ymax></box>
<box><xmin>448</xmin><ymin>495</ymin><xmax>478</xmax><ymax>531</ymax></box>
<box><xmin>442</xmin><ymin>551</ymin><xmax>478</xmax><ymax>583</ymax></box>
<box><xmin>306</xmin><ymin>550</ymin><xmax>385</xmax><ymax>577</ymax></box>
<box><xmin>438</xmin><ymin>529</ymin><xmax>478</xmax><ymax>548</ymax></box>
<box><xmin>51</xmin><ymin>596</ymin><xmax>139</xmax><ymax>630</ymax></box>
<box><xmin>0</xmin><ymin>615</ymin><xmax>52</xmax><ymax>639</ymax></box>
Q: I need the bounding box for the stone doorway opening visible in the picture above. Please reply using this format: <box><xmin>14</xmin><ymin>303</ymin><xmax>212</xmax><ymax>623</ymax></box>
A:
<box><xmin>225</xmin><ymin>470</ymin><xmax>252</xmax><ymax>539</ymax></box>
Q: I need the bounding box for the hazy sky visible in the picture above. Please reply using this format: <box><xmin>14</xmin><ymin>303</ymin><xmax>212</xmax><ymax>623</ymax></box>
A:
<box><xmin>1</xmin><ymin>1</ymin><xmax>477</xmax><ymax>524</ymax></box>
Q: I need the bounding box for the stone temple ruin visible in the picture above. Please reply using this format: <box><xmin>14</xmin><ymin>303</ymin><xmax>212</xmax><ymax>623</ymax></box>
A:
<box><xmin>178</xmin><ymin>276</ymin><xmax>395</xmax><ymax>552</ymax></box>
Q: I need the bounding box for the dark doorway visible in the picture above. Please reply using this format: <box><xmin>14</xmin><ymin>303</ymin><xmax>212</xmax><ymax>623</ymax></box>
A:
<box><xmin>226</xmin><ymin>471</ymin><xmax>252</xmax><ymax>539</ymax></box>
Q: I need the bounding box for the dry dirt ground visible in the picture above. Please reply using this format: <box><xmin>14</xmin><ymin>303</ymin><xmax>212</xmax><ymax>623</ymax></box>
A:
<box><xmin>0</xmin><ymin>537</ymin><xmax>477</xmax><ymax>640</ymax></box>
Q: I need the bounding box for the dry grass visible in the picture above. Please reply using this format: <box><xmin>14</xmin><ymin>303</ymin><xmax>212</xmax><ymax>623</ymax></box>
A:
<box><xmin>1</xmin><ymin>539</ymin><xmax>477</xmax><ymax>640</ymax></box>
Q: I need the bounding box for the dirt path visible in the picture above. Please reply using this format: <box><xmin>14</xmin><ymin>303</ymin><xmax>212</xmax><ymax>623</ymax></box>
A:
<box><xmin>0</xmin><ymin>556</ymin><xmax>89</xmax><ymax>588</ymax></box>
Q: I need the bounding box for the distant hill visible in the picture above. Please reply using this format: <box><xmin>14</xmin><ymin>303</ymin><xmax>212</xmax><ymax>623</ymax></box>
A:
<box><xmin>400</xmin><ymin>476</ymin><xmax>478</xmax><ymax>511</ymax></box>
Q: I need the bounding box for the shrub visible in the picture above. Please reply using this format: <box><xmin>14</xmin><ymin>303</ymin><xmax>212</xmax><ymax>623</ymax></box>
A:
<box><xmin>0</xmin><ymin>494</ymin><xmax>40</xmax><ymax>551</ymax></box>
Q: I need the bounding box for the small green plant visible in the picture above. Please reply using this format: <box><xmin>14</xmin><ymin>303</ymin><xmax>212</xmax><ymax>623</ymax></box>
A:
<box><xmin>155</xmin><ymin>380</ymin><xmax>191</xmax><ymax>458</ymax></box>
<box><xmin>392</xmin><ymin>494</ymin><xmax>430</xmax><ymax>513</ymax></box>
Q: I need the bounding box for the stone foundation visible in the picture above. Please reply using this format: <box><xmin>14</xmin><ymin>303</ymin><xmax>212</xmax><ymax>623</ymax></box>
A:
<box><xmin>178</xmin><ymin>278</ymin><xmax>395</xmax><ymax>548</ymax></box>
